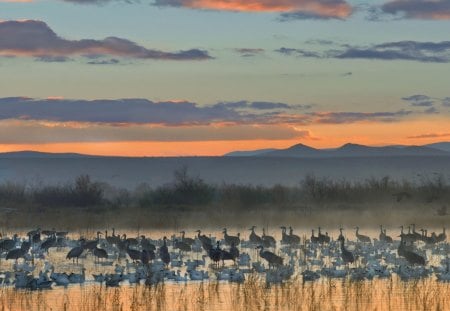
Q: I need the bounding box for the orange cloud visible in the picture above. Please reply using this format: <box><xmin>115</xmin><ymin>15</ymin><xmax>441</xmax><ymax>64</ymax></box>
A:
<box><xmin>155</xmin><ymin>0</ymin><xmax>352</xmax><ymax>19</ymax></box>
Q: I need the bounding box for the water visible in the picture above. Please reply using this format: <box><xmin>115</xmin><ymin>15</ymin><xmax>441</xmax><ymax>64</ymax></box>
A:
<box><xmin>0</xmin><ymin>228</ymin><xmax>448</xmax><ymax>310</ymax></box>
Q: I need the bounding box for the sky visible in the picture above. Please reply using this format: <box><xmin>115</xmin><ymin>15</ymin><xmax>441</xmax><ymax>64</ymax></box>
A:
<box><xmin>0</xmin><ymin>0</ymin><xmax>449</xmax><ymax>156</ymax></box>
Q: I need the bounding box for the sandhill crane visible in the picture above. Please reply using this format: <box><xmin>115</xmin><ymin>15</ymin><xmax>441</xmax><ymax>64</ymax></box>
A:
<box><xmin>379</xmin><ymin>225</ymin><xmax>393</xmax><ymax>243</ymax></box>
<box><xmin>6</xmin><ymin>244</ymin><xmax>28</xmax><ymax>262</ymax></box>
<box><xmin>310</xmin><ymin>230</ymin><xmax>319</xmax><ymax>244</ymax></box>
<box><xmin>317</xmin><ymin>227</ymin><xmax>330</xmax><ymax>244</ymax></box>
<box><xmin>398</xmin><ymin>238</ymin><xmax>425</xmax><ymax>265</ymax></box>
<box><xmin>159</xmin><ymin>237</ymin><xmax>170</xmax><ymax>267</ymax></box>
<box><xmin>230</xmin><ymin>242</ymin><xmax>239</xmax><ymax>260</ymax></box>
<box><xmin>174</xmin><ymin>239</ymin><xmax>191</xmax><ymax>253</ymax></box>
<box><xmin>196</xmin><ymin>230</ymin><xmax>212</xmax><ymax>245</ymax></box>
<box><xmin>338</xmin><ymin>235</ymin><xmax>354</xmax><ymax>264</ymax></box>
<box><xmin>437</xmin><ymin>228</ymin><xmax>446</xmax><ymax>243</ymax></box>
<box><xmin>84</xmin><ymin>231</ymin><xmax>102</xmax><ymax>251</ymax></box>
<box><xmin>256</xmin><ymin>245</ymin><xmax>283</xmax><ymax>268</ymax></box>
<box><xmin>262</xmin><ymin>228</ymin><xmax>276</xmax><ymax>248</ymax></box>
<box><xmin>289</xmin><ymin>227</ymin><xmax>300</xmax><ymax>244</ymax></box>
<box><xmin>67</xmin><ymin>239</ymin><xmax>85</xmax><ymax>264</ymax></box>
<box><xmin>355</xmin><ymin>227</ymin><xmax>371</xmax><ymax>243</ymax></box>
<box><xmin>399</xmin><ymin>225</ymin><xmax>415</xmax><ymax>245</ymax></box>
<box><xmin>93</xmin><ymin>245</ymin><xmax>108</xmax><ymax>263</ymax></box>
<box><xmin>140</xmin><ymin>236</ymin><xmax>156</xmax><ymax>252</ymax></box>
<box><xmin>338</xmin><ymin>228</ymin><xmax>344</xmax><ymax>242</ymax></box>
<box><xmin>27</xmin><ymin>229</ymin><xmax>41</xmax><ymax>244</ymax></box>
<box><xmin>220</xmin><ymin>248</ymin><xmax>237</xmax><ymax>266</ymax></box>
<box><xmin>223</xmin><ymin>228</ymin><xmax>240</xmax><ymax>246</ymax></box>
<box><xmin>40</xmin><ymin>233</ymin><xmax>57</xmax><ymax>252</ymax></box>
<box><xmin>126</xmin><ymin>242</ymin><xmax>141</xmax><ymax>263</ymax></box>
<box><xmin>280</xmin><ymin>226</ymin><xmax>298</xmax><ymax>245</ymax></box>
<box><xmin>105</xmin><ymin>230</ymin><xmax>120</xmax><ymax>246</ymax></box>
<box><xmin>208</xmin><ymin>242</ymin><xmax>222</xmax><ymax>268</ymax></box>
<box><xmin>0</xmin><ymin>234</ymin><xmax>18</xmax><ymax>253</ymax></box>
<box><xmin>249</xmin><ymin>226</ymin><xmax>263</xmax><ymax>245</ymax></box>
<box><xmin>124</xmin><ymin>234</ymin><xmax>139</xmax><ymax>247</ymax></box>
<box><xmin>410</xmin><ymin>224</ymin><xmax>422</xmax><ymax>241</ymax></box>
<box><xmin>420</xmin><ymin>229</ymin><xmax>437</xmax><ymax>245</ymax></box>
<box><xmin>180</xmin><ymin>231</ymin><xmax>195</xmax><ymax>245</ymax></box>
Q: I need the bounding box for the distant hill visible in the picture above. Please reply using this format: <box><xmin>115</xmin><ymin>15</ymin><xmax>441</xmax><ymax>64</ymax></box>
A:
<box><xmin>264</xmin><ymin>143</ymin><xmax>322</xmax><ymax>157</ymax></box>
<box><xmin>0</xmin><ymin>151</ymin><xmax>98</xmax><ymax>159</ymax></box>
<box><xmin>224</xmin><ymin>143</ymin><xmax>450</xmax><ymax>158</ymax></box>
<box><xmin>225</xmin><ymin>148</ymin><xmax>277</xmax><ymax>157</ymax></box>
<box><xmin>425</xmin><ymin>142</ymin><xmax>450</xmax><ymax>152</ymax></box>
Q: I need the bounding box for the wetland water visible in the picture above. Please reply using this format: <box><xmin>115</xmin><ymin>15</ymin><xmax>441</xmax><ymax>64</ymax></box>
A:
<box><xmin>0</xmin><ymin>228</ymin><xmax>448</xmax><ymax>310</ymax></box>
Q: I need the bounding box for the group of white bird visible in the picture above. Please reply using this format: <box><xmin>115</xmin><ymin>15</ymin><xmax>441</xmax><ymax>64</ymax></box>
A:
<box><xmin>0</xmin><ymin>224</ymin><xmax>448</xmax><ymax>290</ymax></box>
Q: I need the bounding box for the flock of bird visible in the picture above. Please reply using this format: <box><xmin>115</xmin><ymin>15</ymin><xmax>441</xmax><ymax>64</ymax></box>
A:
<box><xmin>0</xmin><ymin>224</ymin><xmax>448</xmax><ymax>290</ymax></box>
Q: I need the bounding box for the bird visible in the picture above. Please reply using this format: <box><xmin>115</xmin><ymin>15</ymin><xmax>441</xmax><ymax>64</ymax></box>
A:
<box><xmin>196</xmin><ymin>230</ymin><xmax>212</xmax><ymax>245</ymax></box>
<box><xmin>141</xmin><ymin>249</ymin><xmax>154</xmax><ymax>265</ymax></box>
<box><xmin>93</xmin><ymin>245</ymin><xmax>108</xmax><ymax>263</ymax></box>
<box><xmin>288</xmin><ymin>227</ymin><xmax>300</xmax><ymax>244</ymax></box>
<box><xmin>437</xmin><ymin>228</ymin><xmax>447</xmax><ymax>243</ymax></box>
<box><xmin>40</xmin><ymin>233</ymin><xmax>57</xmax><ymax>252</ymax></box>
<box><xmin>310</xmin><ymin>230</ymin><xmax>319</xmax><ymax>244</ymax></box>
<box><xmin>179</xmin><ymin>231</ymin><xmax>195</xmax><ymax>245</ymax></box>
<box><xmin>173</xmin><ymin>239</ymin><xmax>192</xmax><ymax>253</ymax></box>
<box><xmin>317</xmin><ymin>227</ymin><xmax>330</xmax><ymax>244</ymax></box>
<box><xmin>6</xmin><ymin>242</ymin><xmax>29</xmax><ymax>262</ymax></box>
<box><xmin>261</xmin><ymin>228</ymin><xmax>276</xmax><ymax>248</ymax></box>
<box><xmin>66</xmin><ymin>240</ymin><xmax>85</xmax><ymax>264</ymax></box>
<box><xmin>256</xmin><ymin>245</ymin><xmax>283</xmax><ymax>268</ymax></box>
<box><xmin>355</xmin><ymin>227</ymin><xmax>371</xmax><ymax>243</ymax></box>
<box><xmin>249</xmin><ymin>226</ymin><xmax>263</xmax><ymax>245</ymax></box>
<box><xmin>338</xmin><ymin>235</ymin><xmax>354</xmax><ymax>265</ymax></box>
<box><xmin>105</xmin><ymin>229</ymin><xmax>121</xmax><ymax>246</ymax></box>
<box><xmin>126</xmin><ymin>243</ymin><xmax>141</xmax><ymax>263</ymax></box>
<box><xmin>398</xmin><ymin>238</ymin><xmax>425</xmax><ymax>265</ymax></box>
<box><xmin>223</xmin><ymin>228</ymin><xmax>240</xmax><ymax>246</ymax></box>
<box><xmin>140</xmin><ymin>235</ymin><xmax>156</xmax><ymax>252</ymax></box>
<box><xmin>159</xmin><ymin>236</ymin><xmax>170</xmax><ymax>267</ymax></box>
<box><xmin>208</xmin><ymin>242</ymin><xmax>222</xmax><ymax>268</ymax></box>
<box><xmin>0</xmin><ymin>234</ymin><xmax>18</xmax><ymax>252</ymax></box>
<box><xmin>379</xmin><ymin>225</ymin><xmax>393</xmax><ymax>243</ymax></box>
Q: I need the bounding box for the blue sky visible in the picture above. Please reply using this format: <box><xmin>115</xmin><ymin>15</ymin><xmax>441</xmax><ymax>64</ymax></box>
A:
<box><xmin>0</xmin><ymin>0</ymin><xmax>449</xmax><ymax>155</ymax></box>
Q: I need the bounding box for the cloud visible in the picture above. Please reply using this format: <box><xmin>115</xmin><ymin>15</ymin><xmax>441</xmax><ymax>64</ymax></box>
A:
<box><xmin>0</xmin><ymin>97</ymin><xmax>415</xmax><ymax>126</ymax></box>
<box><xmin>0</xmin><ymin>120</ymin><xmax>307</xmax><ymax>143</ymax></box>
<box><xmin>275</xmin><ymin>47</ymin><xmax>322</xmax><ymax>58</ymax></box>
<box><xmin>443</xmin><ymin>97</ymin><xmax>450</xmax><ymax>107</ymax></box>
<box><xmin>234</xmin><ymin>48</ymin><xmax>265</xmax><ymax>57</ymax></box>
<box><xmin>35</xmin><ymin>55</ymin><xmax>72</xmax><ymax>62</ymax></box>
<box><xmin>0</xmin><ymin>97</ymin><xmax>307</xmax><ymax>126</ymax></box>
<box><xmin>153</xmin><ymin>0</ymin><xmax>352</xmax><ymax>20</ymax></box>
<box><xmin>87</xmin><ymin>58</ymin><xmax>120</xmax><ymax>65</ymax></box>
<box><xmin>276</xmin><ymin>40</ymin><xmax>450</xmax><ymax>63</ymax></box>
<box><xmin>279</xmin><ymin>10</ymin><xmax>345</xmax><ymax>20</ymax></box>
<box><xmin>309</xmin><ymin>110</ymin><xmax>413</xmax><ymax>124</ymax></box>
<box><xmin>0</xmin><ymin>20</ymin><xmax>212</xmax><ymax>61</ymax></box>
<box><xmin>407</xmin><ymin>132</ymin><xmax>450</xmax><ymax>139</ymax></box>
<box><xmin>402</xmin><ymin>94</ymin><xmax>435</xmax><ymax>107</ymax></box>
<box><xmin>381</xmin><ymin>0</ymin><xmax>450</xmax><ymax>20</ymax></box>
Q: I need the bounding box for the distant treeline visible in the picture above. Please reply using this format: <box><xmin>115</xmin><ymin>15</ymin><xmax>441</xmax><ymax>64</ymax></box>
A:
<box><xmin>0</xmin><ymin>166</ymin><xmax>449</xmax><ymax>210</ymax></box>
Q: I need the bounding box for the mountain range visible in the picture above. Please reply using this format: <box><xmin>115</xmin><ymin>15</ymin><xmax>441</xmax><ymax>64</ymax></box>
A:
<box><xmin>0</xmin><ymin>142</ymin><xmax>449</xmax><ymax>159</ymax></box>
<box><xmin>225</xmin><ymin>142</ymin><xmax>450</xmax><ymax>158</ymax></box>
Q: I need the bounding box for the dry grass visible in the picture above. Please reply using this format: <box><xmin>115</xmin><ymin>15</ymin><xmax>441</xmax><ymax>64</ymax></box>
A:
<box><xmin>0</xmin><ymin>276</ymin><xmax>449</xmax><ymax>311</ymax></box>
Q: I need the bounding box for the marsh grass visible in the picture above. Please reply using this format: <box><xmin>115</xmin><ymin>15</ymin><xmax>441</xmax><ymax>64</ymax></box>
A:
<box><xmin>0</xmin><ymin>276</ymin><xmax>449</xmax><ymax>311</ymax></box>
